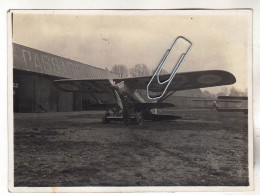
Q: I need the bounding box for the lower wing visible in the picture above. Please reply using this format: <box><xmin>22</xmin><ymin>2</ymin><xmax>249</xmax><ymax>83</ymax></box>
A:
<box><xmin>133</xmin><ymin>102</ymin><xmax>174</xmax><ymax>111</ymax></box>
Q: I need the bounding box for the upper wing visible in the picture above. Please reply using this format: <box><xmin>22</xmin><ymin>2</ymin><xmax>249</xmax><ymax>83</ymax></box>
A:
<box><xmin>122</xmin><ymin>70</ymin><xmax>236</xmax><ymax>92</ymax></box>
<box><xmin>53</xmin><ymin>70</ymin><xmax>235</xmax><ymax>93</ymax></box>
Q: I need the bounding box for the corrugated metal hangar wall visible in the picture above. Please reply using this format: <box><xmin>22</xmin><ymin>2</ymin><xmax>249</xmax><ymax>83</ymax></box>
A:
<box><xmin>13</xmin><ymin>43</ymin><xmax>119</xmax><ymax>113</ymax></box>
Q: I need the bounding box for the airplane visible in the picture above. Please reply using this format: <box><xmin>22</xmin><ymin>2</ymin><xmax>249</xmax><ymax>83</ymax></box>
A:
<box><xmin>53</xmin><ymin>70</ymin><xmax>236</xmax><ymax>125</ymax></box>
<box><xmin>192</xmin><ymin>96</ymin><xmax>248</xmax><ymax>114</ymax></box>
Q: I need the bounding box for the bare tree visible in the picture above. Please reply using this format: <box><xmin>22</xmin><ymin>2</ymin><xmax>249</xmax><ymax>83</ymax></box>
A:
<box><xmin>111</xmin><ymin>64</ymin><xmax>129</xmax><ymax>78</ymax></box>
<box><xmin>221</xmin><ymin>87</ymin><xmax>228</xmax><ymax>96</ymax></box>
<box><xmin>202</xmin><ymin>90</ymin><xmax>217</xmax><ymax>99</ymax></box>
<box><xmin>229</xmin><ymin>87</ymin><xmax>247</xmax><ymax>96</ymax></box>
<box><xmin>130</xmin><ymin>64</ymin><xmax>151</xmax><ymax>77</ymax></box>
<box><xmin>241</xmin><ymin>89</ymin><xmax>248</xmax><ymax>96</ymax></box>
<box><xmin>203</xmin><ymin>90</ymin><xmax>211</xmax><ymax>98</ymax></box>
<box><xmin>159</xmin><ymin>69</ymin><xmax>169</xmax><ymax>75</ymax></box>
<box><xmin>129</xmin><ymin>64</ymin><xmax>151</xmax><ymax>99</ymax></box>
<box><xmin>151</xmin><ymin>68</ymin><xmax>169</xmax><ymax>75</ymax></box>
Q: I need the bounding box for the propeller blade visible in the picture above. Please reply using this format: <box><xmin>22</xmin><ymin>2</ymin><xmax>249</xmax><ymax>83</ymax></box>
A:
<box><xmin>114</xmin><ymin>90</ymin><xmax>123</xmax><ymax>110</ymax></box>
<box><xmin>108</xmin><ymin>78</ymin><xmax>115</xmax><ymax>86</ymax></box>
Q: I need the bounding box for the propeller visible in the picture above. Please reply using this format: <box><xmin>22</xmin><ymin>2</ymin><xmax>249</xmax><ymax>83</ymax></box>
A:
<box><xmin>108</xmin><ymin>78</ymin><xmax>117</xmax><ymax>88</ymax></box>
<box><xmin>106</xmin><ymin>69</ymin><xmax>124</xmax><ymax>109</ymax></box>
<box><xmin>114</xmin><ymin>90</ymin><xmax>123</xmax><ymax>110</ymax></box>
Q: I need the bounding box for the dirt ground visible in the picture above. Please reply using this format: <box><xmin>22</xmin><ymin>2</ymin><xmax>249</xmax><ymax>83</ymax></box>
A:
<box><xmin>13</xmin><ymin>109</ymin><xmax>248</xmax><ymax>186</ymax></box>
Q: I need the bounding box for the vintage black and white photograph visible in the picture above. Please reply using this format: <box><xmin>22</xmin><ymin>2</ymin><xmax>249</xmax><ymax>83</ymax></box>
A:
<box><xmin>9</xmin><ymin>10</ymin><xmax>253</xmax><ymax>192</ymax></box>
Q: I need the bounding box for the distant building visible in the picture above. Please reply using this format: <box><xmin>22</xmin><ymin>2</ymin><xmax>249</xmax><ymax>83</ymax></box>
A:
<box><xmin>165</xmin><ymin>89</ymin><xmax>205</xmax><ymax>108</ymax></box>
<box><xmin>13</xmin><ymin>43</ymin><xmax>118</xmax><ymax>112</ymax></box>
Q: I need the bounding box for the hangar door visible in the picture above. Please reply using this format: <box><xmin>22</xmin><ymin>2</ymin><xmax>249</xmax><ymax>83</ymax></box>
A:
<box><xmin>13</xmin><ymin>70</ymin><xmax>73</xmax><ymax>112</ymax></box>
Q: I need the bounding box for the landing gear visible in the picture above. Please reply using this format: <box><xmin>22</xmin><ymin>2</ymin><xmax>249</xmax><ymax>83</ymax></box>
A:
<box><xmin>135</xmin><ymin>112</ymin><xmax>144</xmax><ymax>125</ymax></box>
<box><xmin>102</xmin><ymin>112</ymin><xmax>110</xmax><ymax>124</ymax></box>
<box><xmin>123</xmin><ymin>108</ymin><xmax>131</xmax><ymax>125</ymax></box>
<box><xmin>101</xmin><ymin>105</ymin><xmax>145</xmax><ymax>125</ymax></box>
<box><xmin>123</xmin><ymin>112</ymin><xmax>144</xmax><ymax>125</ymax></box>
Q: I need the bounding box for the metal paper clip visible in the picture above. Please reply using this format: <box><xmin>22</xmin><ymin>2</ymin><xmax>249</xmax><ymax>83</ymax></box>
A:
<box><xmin>146</xmin><ymin>36</ymin><xmax>192</xmax><ymax>100</ymax></box>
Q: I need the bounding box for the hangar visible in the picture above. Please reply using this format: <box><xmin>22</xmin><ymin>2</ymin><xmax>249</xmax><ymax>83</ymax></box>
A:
<box><xmin>13</xmin><ymin>43</ymin><xmax>118</xmax><ymax>113</ymax></box>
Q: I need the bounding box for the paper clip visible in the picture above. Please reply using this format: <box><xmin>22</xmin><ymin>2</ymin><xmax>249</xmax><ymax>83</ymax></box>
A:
<box><xmin>146</xmin><ymin>36</ymin><xmax>192</xmax><ymax>100</ymax></box>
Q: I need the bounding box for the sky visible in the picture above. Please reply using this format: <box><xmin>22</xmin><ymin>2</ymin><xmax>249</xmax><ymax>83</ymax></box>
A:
<box><xmin>12</xmin><ymin>10</ymin><xmax>251</xmax><ymax>93</ymax></box>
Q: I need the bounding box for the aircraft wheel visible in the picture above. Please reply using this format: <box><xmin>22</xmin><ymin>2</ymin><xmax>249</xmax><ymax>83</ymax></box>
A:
<box><xmin>124</xmin><ymin>117</ymin><xmax>131</xmax><ymax>126</ymax></box>
<box><xmin>135</xmin><ymin>112</ymin><xmax>144</xmax><ymax>125</ymax></box>
<box><xmin>102</xmin><ymin>113</ymin><xmax>110</xmax><ymax>124</ymax></box>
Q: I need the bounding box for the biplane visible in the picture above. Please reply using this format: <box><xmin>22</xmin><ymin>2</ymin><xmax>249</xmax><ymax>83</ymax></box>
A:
<box><xmin>53</xmin><ymin>70</ymin><xmax>236</xmax><ymax>125</ymax></box>
<box><xmin>192</xmin><ymin>96</ymin><xmax>248</xmax><ymax>114</ymax></box>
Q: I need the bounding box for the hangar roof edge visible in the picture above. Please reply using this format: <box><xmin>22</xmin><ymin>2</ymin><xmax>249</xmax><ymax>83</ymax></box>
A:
<box><xmin>12</xmin><ymin>43</ymin><xmax>119</xmax><ymax>79</ymax></box>
<box><xmin>12</xmin><ymin>42</ymin><xmax>117</xmax><ymax>75</ymax></box>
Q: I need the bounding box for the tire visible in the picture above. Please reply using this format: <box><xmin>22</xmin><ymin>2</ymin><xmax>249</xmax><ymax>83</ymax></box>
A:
<box><xmin>102</xmin><ymin>114</ymin><xmax>110</xmax><ymax>124</ymax></box>
<box><xmin>135</xmin><ymin>112</ymin><xmax>144</xmax><ymax>125</ymax></box>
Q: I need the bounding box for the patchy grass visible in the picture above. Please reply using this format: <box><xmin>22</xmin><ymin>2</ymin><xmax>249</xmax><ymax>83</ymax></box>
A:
<box><xmin>13</xmin><ymin>110</ymin><xmax>248</xmax><ymax>186</ymax></box>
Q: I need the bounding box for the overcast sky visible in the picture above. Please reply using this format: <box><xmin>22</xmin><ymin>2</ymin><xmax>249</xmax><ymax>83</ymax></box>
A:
<box><xmin>12</xmin><ymin>10</ymin><xmax>251</xmax><ymax>93</ymax></box>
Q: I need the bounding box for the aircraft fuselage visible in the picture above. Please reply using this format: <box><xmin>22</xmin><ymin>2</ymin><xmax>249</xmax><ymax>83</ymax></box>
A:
<box><xmin>116</xmin><ymin>81</ymin><xmax>146</xmax><ymax>104</ymax></box>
